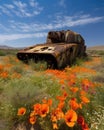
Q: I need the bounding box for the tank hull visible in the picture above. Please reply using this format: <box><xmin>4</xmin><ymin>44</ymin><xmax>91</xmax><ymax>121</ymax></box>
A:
<box><xmin>17</xmin><ymin>43</ymin><xmax>86</xmax><ymax>69</ymax></box>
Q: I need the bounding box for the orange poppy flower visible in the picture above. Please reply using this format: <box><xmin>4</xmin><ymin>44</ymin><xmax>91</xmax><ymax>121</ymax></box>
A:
<box><xmin>17</xmin><ymin>107</ymin><xmax>26</xmax><ymax>116</ymax></box>
<box><xmin>68</xmin><ymin>79</ymin><xmax>76</xmax><ymax>86</ymax></box>
<box><xmin>79</xmin><ymin>103</ymin><xmax>82</xmax><ymax>109</ymax></box>
<box><xmin>29</xmin><ymin>116</ymin><xmax>36</xmax><ymax>125</ymax></box>
<box><xmin>33</xmin><ymin>103</ymin><xmax>41</xmax><ymax>115</ymax></box>
<box><xmin>42</xmin><ymin>99</ymin><xmax>47</xmax><ymax>104</ymax></box>
<box><xmin>53</xmin><ymin>122</ymin><xmax>58</xmax><ymax>129</ymax></box>
<box><xmin>80</xmin><ymin>90</ymin><xmax>87</xmax><ymax>96</ymax></box>
<box><xmin>81</xmin><ymin>96</ymin><xmax>90</xmax><ymax>104</ymax></box>
<box><xmin>40</xmin><ymin>104</ymin><xmax>49</xmax><ymax>117</ymax></box>
<box><xmin>59</xmin><ymin>79</ymin><xmax>65</xmax><ymax>85</ymax></box>
<box><xmin>64</xmin><ymin>109</ymin><xmax>77</xmax><ymax>127</ymax></box>
<box><xmin>0</xmin><ymin>64</ymin><xmax>4</xmax><ymax>71</ymax></box>
<box><xmin>30</xmin><ymin>111</ymin><xmax>35</xmax><ymax>117</ymax></box>
<box><xmin>82</xmin><ymin>79</ymin><xmax>90</xmax><ymax>87</ymax></box>
<box><xmin>0</xmin><ymin>71</ymin><xmax>8</xmax><ymax>78</ymax></box>
<box><xmin>51</xmin><ymin>112</ymin><xmax>57</xmax><ymax>122</ymax></box>
<box><xmin>70</xmin><ymin>87</ymin><xmax>79</xmax><ymax>93</ymax></box>
<box><xmin>58</xmin><ymin>101</ymin><xmax>65</xmax><ymax>109</ymax></box>
<box><xmin>47</xmin><ymin>99</ymin><xmax>52</xmax><ymax>106</ymax></box>
<box><xmin>42</xmin><ymin>99</ymin><xmax>52</xmax><ymax>106</ymax></box>
<box><xmin>56</xmin><ymin>96</ymin><xmax>65</xmax><ymax>101</ymax></box>
<box><xmin>69</xmin><ymin>98</ymin><xmax>79</xmax><ymax>110</ymax></box>
<box><xmin>51</xmin><ymin>108</ymin><xmax>64</xmax><ymax>122</ymax></box>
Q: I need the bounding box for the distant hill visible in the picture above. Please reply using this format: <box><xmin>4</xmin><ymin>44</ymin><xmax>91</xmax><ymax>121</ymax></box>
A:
<box><xmin>0</xmin><ymin>45</ymin><xmax>15</xmax><ymax>49</ymax></box>
<box><xmin>0</xmin><ymin>45</ymin><xmax>24</xmax><ymax>50</ymax></box>
<box><xmin>87</xmin><ymin>45</ymin><xmax>104</xmax><ymax>50</ymax></box>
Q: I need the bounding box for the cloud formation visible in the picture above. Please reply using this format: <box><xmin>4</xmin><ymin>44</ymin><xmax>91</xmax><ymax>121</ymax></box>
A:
<box><xmin>0</xmin><ymin>0</ymin><xmax>43</xmax><ymax>17</ymax></box>
<box><xmin>0</xmin><ymin>13</ymin><xmax>103</xmax><ymax>46</ymax></box>
<box><xmin>2</xmin><ymin>14</ymin><xmax>103</xmax><ymax>33</ymax></box>
<box><xmin>0</xmin><ymin>33</ymin><xmax>47</xmax><ymax>43</ymax></box>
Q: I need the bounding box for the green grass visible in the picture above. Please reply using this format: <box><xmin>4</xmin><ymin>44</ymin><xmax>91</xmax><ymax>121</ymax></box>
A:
<box><xmin>0</xmin><ymin>49</ymin><xmax>18</xmax><ymax>56</ymax></box>
<box><xmin>28</xmin><ymin>60</ymin><xmax>47</xmax><ymax>71</ymax></box>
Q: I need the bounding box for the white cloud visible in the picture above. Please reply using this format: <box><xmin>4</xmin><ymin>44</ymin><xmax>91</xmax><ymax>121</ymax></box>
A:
<box><xmin>0</xmin><ymin>0</ymin><xmax>43</xmax><ymax>17</ymax></box>
<box><xmin>4</xmin><ymin>4</ymin><xmax>15</xmax><ymax>9</ymax></box>
<box><xmin>6</xmin><ymin>14</ymin><xmax>104</xmax><ymax>33</ymax></box>
<box><xmin>52</xmin><ymin>14</ymin><xmax>104</xmax><ymax>29</ymax></box>
<box><xmin>13</xmin><ymin>1</ymin><xmax>35</xmax><ymax>17</ymax></box>
<box><xmin>58</xmin><ymin>15</ymin><xmax>104</xmax><ymax>27</ymax></box>
<box><xmin>59</xmin><ymin>0</ymin><xmax>66</xmax><ymax>7</ymax></box>
<box><xmin>70</xmin><ymin>17</ymin><xmax>103</xmax><ymax>26</ymax></box>
<box><xmin>13</xmin><ymin>1</ymin><xmax>27</xmax><ymax>8</ymax></box>
<box><xmin>0</xmin><ymin>33</ymin><xmax>47</xmax><ymax>43</ymax></box>
<box><xmin>30</xmin><ymin>0</ymin><xmax>38</xmax><ymax>7</ymax></box>
<box><xmin>0</xmin><ymin>5</ymin><xmax>11</xmax><ymax>16</ymax></box>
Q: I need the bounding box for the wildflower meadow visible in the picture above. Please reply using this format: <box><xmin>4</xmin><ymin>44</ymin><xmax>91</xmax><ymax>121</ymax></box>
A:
<box><xmin>0</xmin><ymin>49</ymin><xmax>104</xmax><ymax>130</ymax></box>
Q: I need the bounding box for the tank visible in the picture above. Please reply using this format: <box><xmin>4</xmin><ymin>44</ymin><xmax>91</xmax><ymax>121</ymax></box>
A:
<box><xmin>17</xmin><ymin>30</ymin><xmax>86</xmax><ymax>69</ymax></box>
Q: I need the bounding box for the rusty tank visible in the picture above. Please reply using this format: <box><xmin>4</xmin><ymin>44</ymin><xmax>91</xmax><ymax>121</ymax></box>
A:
<box><xmin>17</xmin><ymin>30</ymin><xmax>86</xmax><ymax>69</ymax></box>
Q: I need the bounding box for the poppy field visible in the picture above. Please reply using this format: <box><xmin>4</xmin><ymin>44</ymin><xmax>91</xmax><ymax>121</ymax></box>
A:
<box><xmin>0</xmin><ymin>49</ymin><xmax>104</xmax><ymax>130</ymax></box>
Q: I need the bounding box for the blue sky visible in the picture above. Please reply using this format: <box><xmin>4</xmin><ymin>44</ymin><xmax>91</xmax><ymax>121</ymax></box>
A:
<box><xmin>0</xmin><ymin>0</ymin><xmax>104</xmax><ymax>47</ymax></box>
